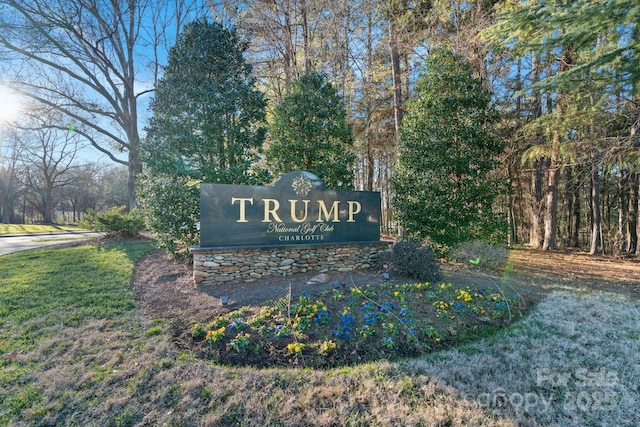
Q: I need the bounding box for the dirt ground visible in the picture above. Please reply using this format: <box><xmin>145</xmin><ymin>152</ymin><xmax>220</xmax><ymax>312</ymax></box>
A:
<box><xmin>130</xmin><ymin>247</ymin><xmax>640</xmax><ymax>342</ymax></box>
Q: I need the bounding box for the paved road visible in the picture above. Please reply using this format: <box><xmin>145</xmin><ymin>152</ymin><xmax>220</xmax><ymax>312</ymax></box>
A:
<box><xmin>0</xmin><ymin>232</ymin><xmax>102</xmax><ymax>256</ymax></box>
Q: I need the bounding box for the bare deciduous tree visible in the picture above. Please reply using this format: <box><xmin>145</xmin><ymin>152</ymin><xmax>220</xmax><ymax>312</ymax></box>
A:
<box><xmin>0</xmin><ymin>0</ymin><xmax>207</xmax><ymax>209</ymax></box>
<box><xmin>9</xmin><ymin>110</ymin><xmax>82</xmax><ymax>223</ymax></box>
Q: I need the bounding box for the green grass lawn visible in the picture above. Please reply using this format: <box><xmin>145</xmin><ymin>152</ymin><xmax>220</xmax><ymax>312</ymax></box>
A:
<box><xmin>0</xmin><ymin>224</ymin><xmax>84</xmax><ymax>235</ymax></box>
<box><xmin>1</xmin><ymin>241</ymin><xmax>638</xmax><ymax>426</ymax></box>
<box><xmin>0</xmin><ymin>240</ymin><xmax>156</xmax><ymax>423</ymax></box>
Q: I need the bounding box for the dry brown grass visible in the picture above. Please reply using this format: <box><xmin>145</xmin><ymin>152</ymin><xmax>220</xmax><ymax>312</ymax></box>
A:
<box><xmin>405</xmin><ymin>290</ymin><xmax>640</xmax><ymax>426</ymax></box>
<box><xmin>13</xmin><ymin>288</ymin><xmax>637</xmax><ymax>426</ymax></box>
<box><xmin>16</xmin><ymin>309</ymin><xmax>515</xmax><ymax>426</ymax></box>
<box><xmin>3</xmin><ymin>243</ymin><xmax>639</xmax><ymax>426</ymax></box>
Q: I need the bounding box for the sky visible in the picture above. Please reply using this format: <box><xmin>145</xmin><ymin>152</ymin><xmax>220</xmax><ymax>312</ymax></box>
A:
<box><xmin>0</xmin><ymin>0</ymin><xmax>209</xmax><ymax>167</ymax></box>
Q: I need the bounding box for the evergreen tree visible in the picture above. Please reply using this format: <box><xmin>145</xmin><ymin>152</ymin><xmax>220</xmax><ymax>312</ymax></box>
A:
<box><xmin>483</xmin><ymin>0</ymin><xmax>640</xmax><ymax>253</ymax></box>
<box><xmin>484</xmin><ymin>0</ymin><xmax>639</xmax><ymax>96</ymax></box>
<box><xmin>392</xmin><ymin>48</ymin><xmax>505</xmax><ymax>249</ymax></box>
<box><xmin>266</xmin><ymin>72</ymin><xmax>355</xmax><ymax>189</ymax></box>
<box><xmin>138</xmin><ymin>18</ymin><xmax>268</xmax><ymax>254</ymax></box>
<box><xmin>143</xmin><ymin>18</ymin><xmax>267</xmax><ymax>184</ymax></box>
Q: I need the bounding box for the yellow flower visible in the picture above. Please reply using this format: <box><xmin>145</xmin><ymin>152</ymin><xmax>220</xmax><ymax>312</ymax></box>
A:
<box><xmin>287</xmin><ymin>342</ymin><xmax>305</xmax><ymax>354</ymax></box>
<box><xmin>205</xmin><ymin>326</ymin><xmax>226</xmax><ymax>344</ymax></box>
<box><xmin>319</xmin><ymin>340</ymin><xmax>336</xmax><ymax>354</ymax></box>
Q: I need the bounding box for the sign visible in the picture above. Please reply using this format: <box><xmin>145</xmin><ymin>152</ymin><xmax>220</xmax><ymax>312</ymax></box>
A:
<box><xmin>200</xmin><ymin>171</ymin><xmax>381</xmax><ymax>247</ymax></box>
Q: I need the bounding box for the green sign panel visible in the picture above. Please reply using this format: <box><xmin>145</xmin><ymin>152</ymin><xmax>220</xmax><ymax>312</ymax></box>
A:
<box><xmin>200</xmin><ymin>171</ymin><xmax>381</xmax><ymax>247</ymax></box>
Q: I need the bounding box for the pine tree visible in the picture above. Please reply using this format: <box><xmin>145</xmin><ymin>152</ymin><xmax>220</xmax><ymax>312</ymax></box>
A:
<box><xmin>483</xmin><ymin>0</ymin><xmax>640</xmax><ymax>253</ymax></box>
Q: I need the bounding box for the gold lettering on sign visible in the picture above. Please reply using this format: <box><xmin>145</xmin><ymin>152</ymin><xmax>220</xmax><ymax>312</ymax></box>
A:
<box><xmin>317</xmin><ymin>200</ymin><xmax>340</xmax><ymax>222</ymax></box>
<box><xmin>232</xmin><ymin>197</ymin><xmax>363</xmax><ymax>223</ymax></box>
<box><xmin>289</xmin><ymin>199</ymin><xmax>309</xmax><ymax>223</ymax></box>
<box><xmin>231</xmin><ymin>197</ymin><xmax>253</xmax><ymax>222</ymax></box>
<box><xmin>347</xmin><ymin>201</ymin><xmax>361</xmax><ymax>222</ymax></box>
<box><xmin>262</xmin><ymin>199</ymin><xmax>283</xmax><ymax>223</ymax></box>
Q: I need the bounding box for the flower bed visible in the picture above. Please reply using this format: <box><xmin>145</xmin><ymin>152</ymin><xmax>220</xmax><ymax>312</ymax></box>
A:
<box><xmin>190</xmin><ymin>280</ymin><xmax>526</xmax><ymax>368</ymax></box>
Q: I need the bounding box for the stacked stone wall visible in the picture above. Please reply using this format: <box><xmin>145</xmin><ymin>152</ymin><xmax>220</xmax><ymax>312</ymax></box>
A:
<box><xmin>191</xmin><ymin>242</ymin><xmax>390</xmax><ymax>285</ymax></box>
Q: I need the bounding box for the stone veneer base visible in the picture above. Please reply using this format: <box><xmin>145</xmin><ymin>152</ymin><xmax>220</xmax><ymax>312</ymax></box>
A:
<box><xmin>191</xmin><ymin>241</ymin><xmax>391</xmax><ymax>285</ymax></box>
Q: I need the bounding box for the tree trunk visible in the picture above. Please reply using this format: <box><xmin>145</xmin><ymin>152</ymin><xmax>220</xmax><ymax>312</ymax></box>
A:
<box><xmin>571</xmin><ymin>175</ymin><xmax>581</xmax><ymax>248</ymax></box>
<box><xmin>301</xmin><ymin>0</ymin><xmax>311</xmax><ymax>74</ymax></box>
<box><xmin>389</xmin><ymin>19</ymin><xmax>403</xmax><ymax>139</ymax></box>
<box><xmin>22</xmin><ymin>194</ymin><xmax>26</xmax><ymax>224</ymax></box>
<box><xmin>543</xmin><ymin>150</ymin><xmax>560</xmax><ymax>250</ymax></box>
<box><xmin>43</xmin><ymin>183</ymin><xmax>55</xmax><ymax>224</ymax></box>
<box><xmin>365</xmin><ymin>143</ymin><xmax>374</xmax><ymax>191</ymax></box>
<box><xmin>127</xmin><ymin>128</ymin><xmax>141</xmax><ymax>210</ymax></box>
<box><xmin>1</xmin><ymin>200</ymin><xmax>10</xmax><ymax>223</ymax></box>
<box><xmin>541</xmin><ymin>45</ymin><xmax>572</xmax><ymax>251</ymax></box>
<box><xmin>283</xmin><ymin>7</ymin><xmax>295</xmax><ymax>90</ymax></box>
<box><xmin>617</xmin><ymin>170</ymin><xmax>628</xmax><ymax>253</ymax></box>
<box><xmin>564</xmin><ymin>166</ymin><xmax>574</xmax><ymax>246</ymax></box>
<box><xmin>528</xmin><ymin>55</ymin><xmax>544</xmax><ymax>248</ymax></box>
<box><xmin>590</xmin><ymin>162</ymin><xmax>603</xmax><ymax>255</ymax></box>
<box><xmin>71</xmin><ymin>199</ymin><xmax>78</xmax><ymax>223</ymax></box>
<box><xmin>507</xmin><ymin>166</ymin><xmax>516</xmax><ymax>246</ymax></box>
<box><xmin>386</xmin><ymin>156</ymin><xmax>393</xmax><ymax>235</ymax></box>
<box><xmin>602</xmin><ymin>170</ymin><xmax>611</xmax><ymax>231</ymax></box>
<box><xmin>564</xmin><ymin>165</ymin><xmax>581</xmax><ymax>247</ymax></box>
<box><xmin>530</xmin><ymin>157</ymin><xmax>545</xmax><ymax>248</ymax></box>
<box><xmin>628</xmin><ymin>172</ymin><xmax>638</xmax><ymax>254</ymax></box>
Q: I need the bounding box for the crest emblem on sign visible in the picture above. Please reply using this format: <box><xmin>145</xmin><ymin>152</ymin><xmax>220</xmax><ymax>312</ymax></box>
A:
<box><xmin>292</xmin><ymin>174</ymin><xmax>313</xmax><ymax>196</ymax></box>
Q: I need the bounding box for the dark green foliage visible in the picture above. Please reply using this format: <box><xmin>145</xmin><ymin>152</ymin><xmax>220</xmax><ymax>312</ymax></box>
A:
<box><xmin>266</xmin><ymin>72</ymin><xmax>355</xmax><ymax>189</ymax></box>
<box><xmin>137</xmin><ymin>172</ymin><xmax>200</xmax><ymax>254</ymax></box>
<box><xmin>483</xmin><ymin>0</ymin><xmax>640</xmax><ymax>95</ymax></box>
<box><xmin>143</xmin><ymin>18</ymin><xmax>268</xmax><ymax>184</ymax></box>
<box><xmin>80</xmin><ymin>206</ymin><xmax>144</xmax><ymax>237</ymax></box>
<box><xmin>392</xmin><ymin>48</ymin><xmax>506</xmax><ymax>248</ymax></box>
<box><xmin>138</xmin><ymin>19</ymin><xmax>269</xmax><ymax>254</ymax></box>
<box><xmin>379</xmin><ymin>241</ymin><xmax>441</xmax><ymax>283</ymax></box>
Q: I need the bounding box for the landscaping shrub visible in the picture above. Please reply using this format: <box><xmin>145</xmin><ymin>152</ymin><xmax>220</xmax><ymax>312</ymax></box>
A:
<box><xmin>80</xmin><ymin>206</ymin><xmax>145</xmax><ymax>237</ymax></box>
<box><xmin>379</xmin><ymin>241</ymin><xmax>441</xmax><ymax>282</ymax></box>
<box><xmin>136</xmin><ymin>172</ymin><xmax>200</xmax><ymax>255</ymax></box>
